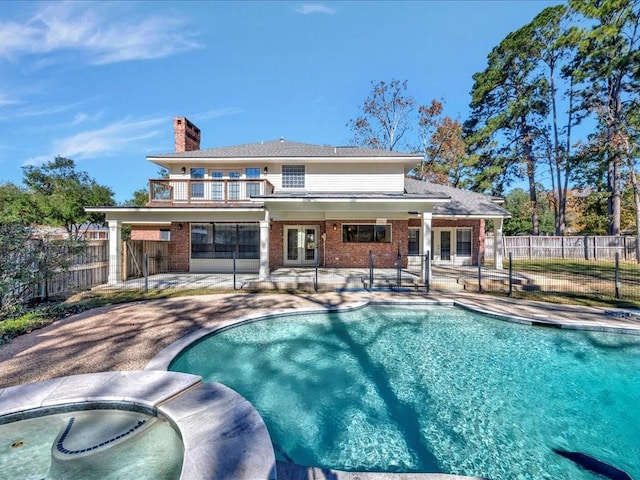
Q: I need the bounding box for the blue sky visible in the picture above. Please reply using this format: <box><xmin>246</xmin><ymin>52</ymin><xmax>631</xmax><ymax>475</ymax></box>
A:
<box><xmin>0</xmin><ymin>0</ymin><xmax>561</xmax><ymax>203</ymax></box>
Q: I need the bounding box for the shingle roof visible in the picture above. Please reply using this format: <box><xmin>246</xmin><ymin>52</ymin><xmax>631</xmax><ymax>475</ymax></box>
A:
<box><xmin>257</xmin><ymin>191</ymin><xmax>448</xmax><ymax>200</ymax></box>
<box><xmin>404</xmin><ymin>178</ymin><xmax>510</xmax><ymax>218</ymax></box>
<box><xmin>149</xmin><ymin>140</ymin><xmax>420</xmax><ymax>159</ymax></box>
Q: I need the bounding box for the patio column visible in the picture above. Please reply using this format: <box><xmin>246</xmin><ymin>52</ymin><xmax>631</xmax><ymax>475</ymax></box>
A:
<box><xmin>421</xmin><ymin>212</ymin><xmax>432</xmax><ymax>282</ymax></box>
<box><xmin>494</xmin><ymin>217</ymin><xmax>504</xmax><ymax>270</ymax></box>
<box><xmin>107</xmin><ymin>219</ymin><xmax>122</xmax><ymax>284</ymax></box>
<box><xmin>259</xmin><ymin>211</ymin><xmax>270</xmax><ymax>279</ymax></box>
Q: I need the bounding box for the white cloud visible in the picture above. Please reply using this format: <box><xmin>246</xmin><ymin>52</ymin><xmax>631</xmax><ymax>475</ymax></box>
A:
<box><xmin>0</xmin><ymin>93</ymin><xmax>20</xmax><ymax>108</ymax></box>
<box><xmin>196</xmin><ymin>107</ymin><xmax>245</xmax><ymax>120</ymax></box>
<box><xmin>23</xmin><ymin>116</ymin><xmax>166</xmax><ymax>166</ymax></box>
<box><xmin>13</xmin><ymin>102</ymin><xmax>80</xmax><ymax>119</ymax></box>
<box><xmin>0</xmin><ymin>2</ymin><xmax>201</xmax><ymax>65</ymax></box>
<box><xmin>295</xmin><ymin>3</ymin><xmax>337</xmax><ymax>15</ymax></box>
<box><xmin>71</xmin><ymin>111</ymin><xmax>103</xmax><ymax>126</ymax></box>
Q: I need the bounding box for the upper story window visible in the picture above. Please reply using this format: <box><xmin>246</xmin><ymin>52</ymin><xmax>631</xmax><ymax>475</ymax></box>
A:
<box><xmin>282</xmin><ymin>165</ymin><xmax>305</xmax><ymax>188</ymax></box>
<box><xmin>246</xmin><ymin>167</ymin><xmax>261</xmax><ymax>178</ymax></box>
<box><xmin>190</xmin><ymin>168</ymin><xmax>205</xmax><ymax>198</ymax></box>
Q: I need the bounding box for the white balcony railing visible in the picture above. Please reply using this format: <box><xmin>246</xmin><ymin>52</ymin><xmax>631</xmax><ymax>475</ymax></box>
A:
<box><xmin>148</xmin><ymin>179</ymin><xmax>274</xmax><ymax>205</ymax></box>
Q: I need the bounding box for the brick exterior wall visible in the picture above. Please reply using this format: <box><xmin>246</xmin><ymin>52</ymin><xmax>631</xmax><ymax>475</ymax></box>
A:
<box><xmin>269</xmin><ymin>220</ymin><xmax>409</xmax><ymax>269</ymax></box>
<box><xmin>168</xmin><ymin>222</ymin><xmax>190</xmax><ymax>272</ymax></box>
<box><xmin>131</xmin><ymin>226</ymin><xmax>163</xmax><ymax>241</ymax></box>
<box><xmin>268</xmin><ymin>221</ymin><xmax>285</xmax><ymax>270</ymax></box>
<box><xmin>147</xmin><ymin>218</ymin><xmax>487</xmax><ymax>273</ymax></box>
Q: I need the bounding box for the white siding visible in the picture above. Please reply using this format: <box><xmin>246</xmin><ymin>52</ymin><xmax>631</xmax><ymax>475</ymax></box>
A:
<box><xmin>272</xmin><ymin>162</ymin><xmax>405</xmax><ymax>193</ymax></box>
<box><xmin>166</xmin><ymin>161</ymin><xmax>408</xmax><ymax>193</ymax></box>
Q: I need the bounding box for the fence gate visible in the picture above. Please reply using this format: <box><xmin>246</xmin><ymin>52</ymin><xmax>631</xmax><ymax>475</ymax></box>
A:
<box><xmin>123</xmin><ymin>241</ymin><xmax>169</xmax><ymax>279</ymax></box>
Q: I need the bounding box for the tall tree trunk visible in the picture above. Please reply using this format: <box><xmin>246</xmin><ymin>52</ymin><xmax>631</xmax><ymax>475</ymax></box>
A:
<box><xmin>560</xmin><ymin>73</ymin><xmax>575</xmax><ymax>236</ymax></box>
<box><xmin>608</xmin><ymin>155</ymin><xmax>622</xmax><ymax>235</ymax></box>
<box><xmin>549</xmin><ymin>59</ymin><xmax>565</xmax><ymax>236</ymax></box>
<box><xmin>629</xmin><ymin>163</ymin><xmax>640</xmax><ymax>263</ymax></box>
<box><xmin>606</xmin><ymin>77</ymin><xmax>623</xmax><ymax>235</ymax></box>
<box><xmin>522</xmin><ymin>126</ymin><xmax>539</xmax><ymax>235</ymax></box>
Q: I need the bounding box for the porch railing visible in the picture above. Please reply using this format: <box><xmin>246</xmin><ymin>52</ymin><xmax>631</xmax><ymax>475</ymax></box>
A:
<box><xmin>148</xmin><ymin>179</ymin><xmax>275</xmax><ymax>205</ymax></box>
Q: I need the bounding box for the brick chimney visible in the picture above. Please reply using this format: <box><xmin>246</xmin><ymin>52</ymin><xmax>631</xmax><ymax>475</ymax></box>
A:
<box><xmin>174</xmin><ymin>117</ymin><xmax>201</xmax><ymax>152</ymax></box>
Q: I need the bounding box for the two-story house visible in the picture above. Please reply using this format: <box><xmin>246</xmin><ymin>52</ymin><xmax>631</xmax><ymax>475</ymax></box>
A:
<box><xmin>89</xmin><ymin>117</ymin><xmax>509</xmax><ymax>284</ymax></box>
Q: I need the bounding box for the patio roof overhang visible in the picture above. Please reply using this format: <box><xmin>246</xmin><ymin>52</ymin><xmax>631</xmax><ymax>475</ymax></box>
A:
<box><xmin>85</xmin><ymin>206</ymin><xmax>265</xmax><ymax>223</ymax></box>
<box><xmin>254</xmin><ymin>194</ymin><xmax>449</xmax><ymax>221</ymax></box>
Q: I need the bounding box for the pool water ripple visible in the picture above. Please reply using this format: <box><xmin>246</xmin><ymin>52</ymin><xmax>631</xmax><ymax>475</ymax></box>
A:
<box><xmin>170</xmin><ymin>304</ymin><xmax>640</xmax><ymax>479</ymax></box>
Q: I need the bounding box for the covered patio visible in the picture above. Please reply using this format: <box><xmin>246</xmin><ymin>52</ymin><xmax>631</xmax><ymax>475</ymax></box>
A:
<box><xmin>93</xmin><ymin>265</ymin><xmax>493</xmax><ymax>293</ymax></box>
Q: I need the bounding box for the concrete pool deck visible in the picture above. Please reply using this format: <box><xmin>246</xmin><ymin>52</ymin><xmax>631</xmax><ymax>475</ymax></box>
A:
<box><xmin>2</xmin><ymin>291</ymin><xmax>640</xmax><ymax>479</ymax></box>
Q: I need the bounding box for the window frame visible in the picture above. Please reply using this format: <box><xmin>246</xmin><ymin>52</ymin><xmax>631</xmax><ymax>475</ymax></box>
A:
<box><xmin>342</xmin><ymin>224</ymin><xmax>392</xmax><ymax>243</ymax></box>
<box><xmin>190</xmin><ymin>223</ymin><xmax>260</xmax><ymax>259</ymax></box>
<box><xmin>282</xmin><ymin>165</ymin><xmax>305</xmax><ymax>189</ymax></box>
<box><xmin>456</xmin><ymin>228</ymin><xmax>472</xmax><ymax>256</ymax></box>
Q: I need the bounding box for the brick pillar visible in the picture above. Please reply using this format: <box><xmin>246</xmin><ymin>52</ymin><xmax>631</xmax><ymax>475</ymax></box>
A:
<box><xmin>169</xmin><ymin>222</ymin><xmax>190</xmax><ymax>272</ymax></box>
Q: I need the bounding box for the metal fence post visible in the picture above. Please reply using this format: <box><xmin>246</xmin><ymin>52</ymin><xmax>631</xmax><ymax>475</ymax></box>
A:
<box><xmin>369</xmin><ymin>250</ymin><xmax>374</xmax><ymax>292</ymax></box>
<box><xmin>425</xmin><ymin>253</ymin><xmax>430</xmax><ymax>293</ymax></box>
<box><xmin>233</xmin><ymin>250</ymin><xmax>237</xmax><ymax>290</ymax></box>
<box><xmin>477</xmin><ymin>250</ymin><xmax>482</xmax><ymax>293</ymax></box>
<box><xmin>615</xmin><ymin>252</ymin><xmax>620</xmax><ymax>299</ymax></box>
<box><xmin>396</xmin><ymin>251</ymin><xmax>402</xmax><ymax>291</ymax></box>
<box><xmin>314</xmin><ymin>257</ymin><xmax>319</xmax><ymax>292</ymax></box>
<box><xmin>143</xmin><ymin>253</ymin><xmax>149</xmax><ymax>293</ymax></box>
<box><xmin>508</xmin><ymin>252</ymin><xmax>513</xmax><ymax>297</ymax></box>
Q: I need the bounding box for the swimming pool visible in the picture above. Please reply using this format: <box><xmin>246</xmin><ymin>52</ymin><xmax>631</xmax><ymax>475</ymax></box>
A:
<box><xmin>169</xmin><ymin>303</ymin><xmax>640</xmax><ymax>479</ymax></box>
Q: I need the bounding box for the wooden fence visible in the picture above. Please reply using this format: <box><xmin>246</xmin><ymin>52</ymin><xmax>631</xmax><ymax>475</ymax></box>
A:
<box><xmin>23</xmin><ymin>240</ymin><xmax>109</xmax><ymax>301</ymax></box>
<box><xmin>123</xmin><ymin>240</ymin><xmax>170</xmax><ymax>279</ymax></box>
<box><xmin>485</xmin><ymin>235</ymin><xmax>639</xmax><ymax>262</ymax></box>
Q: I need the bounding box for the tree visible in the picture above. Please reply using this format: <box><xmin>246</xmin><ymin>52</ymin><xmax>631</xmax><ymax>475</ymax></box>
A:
<box><xmin>416</xmin><ymin>100</ymin><xmax>470</xmax><ymax>187</ymax></box>
<box><xmin>347</xmin><ymin>79</ymin><xmax>416</xmax><ymax>151</ymax></box>
<box><xmin>466</xmin><ymin>21</ymin><xmax>550</xmax><ymax>234</ymax></box>
<box><xmin>569</xmin><ymin>0</ymin><xmax>640</xmax><ymax>235</ymax></box>
<box><xmin>503</xmin><ymin>188</ymin><xmax>555</xmax><ymax>235</ymax></box>
<box><xmin>529</xmin><ymin>4</ymin><xmax>579</xmax><ymax>235</ymax></box>
<box><xmin>22</xmin><ymin>156</ymin><xmax>115</xmax><ymax>239</ymax></box>
<box><xmin>0</xmin><ymin>182</ymin><xmax>32</xmax><ymax>223</ymax></box>
<box><xmin>0</xmin><ymin>222</ymin><xmax>37</xmax><ymax>315</ymax></box>
<box><xmin>123</xmin><ymin>188</ymin><xmax>149</xmax><ymax>207</ymax></box>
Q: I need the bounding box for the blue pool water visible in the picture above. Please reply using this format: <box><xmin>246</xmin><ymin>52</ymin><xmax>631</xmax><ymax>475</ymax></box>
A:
<box><xmin>170</xmin><ymin>304</ymin><xmax>640</xmax><ymax>479</ymax></box>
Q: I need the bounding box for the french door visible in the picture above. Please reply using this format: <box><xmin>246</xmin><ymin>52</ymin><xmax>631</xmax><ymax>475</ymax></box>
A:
<box><xmin>284</xmin><ymin>226</ymin><xmax>318</xmax><ymax>265</ymax></box>
<box><xmin>432</xmin><ymin>229</ymin><xmax>452</xmax><ymax>262</ymax></box>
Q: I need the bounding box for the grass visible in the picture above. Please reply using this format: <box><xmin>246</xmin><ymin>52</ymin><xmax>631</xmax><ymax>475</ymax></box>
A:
<box><xmin>513</xmin><ymin>258</ymin><xmax>640</xmax><ymax>282</ymax></box>
<box><xmin>490</xmin><ymin>258</ymin><xmax>640</xmax><ymax>309</ymax></box>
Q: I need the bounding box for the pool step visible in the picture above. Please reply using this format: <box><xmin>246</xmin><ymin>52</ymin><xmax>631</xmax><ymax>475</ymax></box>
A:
<box><xmin>49</xmin><ymin>410</ymin><xmax>156</xmax><ymax>478</ymax></box>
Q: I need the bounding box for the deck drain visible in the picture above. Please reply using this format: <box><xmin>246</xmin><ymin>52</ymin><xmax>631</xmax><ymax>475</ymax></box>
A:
<box><xmin>10</xmin><ymin>440</ymin><xmax>25</xmax><ymax>448</ymax></box>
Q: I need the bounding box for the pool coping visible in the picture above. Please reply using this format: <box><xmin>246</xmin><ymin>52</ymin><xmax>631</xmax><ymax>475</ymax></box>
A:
<box><xmin>145</xmin><ymin>296</ymin><xmax>640</xmax><ymax>373</ymax></box>
<box><xmin>144</xmin><ymin>296</ymin><xmax>640</xmax><ymax>480</ymax></box>
<box><xmin>0</xmin><ymin>370</ymin><xmax>276</xmax><ymax>480</ymax></box>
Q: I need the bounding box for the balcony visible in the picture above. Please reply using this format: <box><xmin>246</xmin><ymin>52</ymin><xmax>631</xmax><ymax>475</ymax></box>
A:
<box><xmin>148</xmin><ymin>179</ymin><xmax>274</xmax><ymax>206</ymax></box>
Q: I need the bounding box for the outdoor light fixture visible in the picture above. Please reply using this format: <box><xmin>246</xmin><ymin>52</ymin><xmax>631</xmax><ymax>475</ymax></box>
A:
<box><xmin>181</xmin><ymin>167</ymin><xmax>186</xmax><ymax>174</ymax></box>
<box><xmin>263</xmin><ymin>166</ymin><xmax>268</xmax><ymax>174</ymax></box>
<box><xmin>177</xmin><ymin>223</ymin><xmax>183</xmax><ymax>231</ymax></box>
<box><xmin>332</xmin><ymin>223</ymin><xmax>338</xmax><ymax>231</ymax></box>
